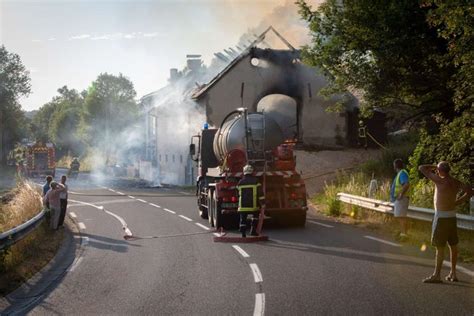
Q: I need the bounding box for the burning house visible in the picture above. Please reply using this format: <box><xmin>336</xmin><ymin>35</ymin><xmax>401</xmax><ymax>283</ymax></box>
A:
<box><xmin>141</xmin><ymin>27</ymin><xmax>385</xmax><ymax>186</ymax></box>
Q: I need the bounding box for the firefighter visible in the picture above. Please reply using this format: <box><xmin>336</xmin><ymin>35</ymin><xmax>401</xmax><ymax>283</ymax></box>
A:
<box><xmin>70</xmin><ymin>157</ymin><xmax>80</xmax><ymax>171</ymax></box>
<box><xmin>237</xmin><ymin>164</ymin><xmax>265</xmax><ymax>237</ymax></box>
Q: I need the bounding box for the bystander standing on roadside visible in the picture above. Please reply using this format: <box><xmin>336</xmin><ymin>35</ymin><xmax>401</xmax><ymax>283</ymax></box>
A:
<box><xmin>43</xmin><ymin>175</ymin><xmax>53</xmax><ymax>209</ymax></box>
<box><xmin>390</xmin><ymin>159</ymin><xmax>410</xmax><ymax>238</ymax></box>
<box><xmin>42</xmin><ymin>175</ymin><xmax>53</xmax><ymax>196</ymax></box>
<box><xmin>419</xmin><ymin>161</ymin><xmax>472</xmax><ymax>283</ymax></box>
<box><xmin>43</xmin><ymin>181</ymin><xmax>66</xmax><ymax>230</ymax></box>
<box><xmin>58</xmin><ymin>175</ymin><xmax>68</xmax><ymax>227</ymax></box>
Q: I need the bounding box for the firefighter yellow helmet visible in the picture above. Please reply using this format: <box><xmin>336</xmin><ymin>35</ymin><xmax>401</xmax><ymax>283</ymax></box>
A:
<box><xmin>243</xmin><ymin>164</ymin><xmax>254</xmax><ymax>175</ymax></box>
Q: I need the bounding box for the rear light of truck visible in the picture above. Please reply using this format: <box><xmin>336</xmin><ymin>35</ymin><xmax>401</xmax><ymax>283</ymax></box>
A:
<box><xmin>231</xmin><ymin>196</ymin><xmax>238</xmax><ymax>203</ymax></box>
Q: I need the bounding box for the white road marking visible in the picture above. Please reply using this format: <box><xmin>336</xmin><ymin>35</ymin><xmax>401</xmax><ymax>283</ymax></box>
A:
<box><xmin>443</xmin><ymin>261</ymin><xmax>474</xmax><ymax>277</ymax></box>
<box><xmin>253</xmin><ymin>293</ymin><xmax>265</xmax><ymax>316</ymax></box>
<box><xmin>69</xmin><ymin>212</ymin><xmax>77</xmax><ymax>219</ymax></box>
<box><xmin>69</xmin><ymin>199</ymin><xmax>133</xmax><ymax>237</ymax></box>
<box><xmin>364</xmin><ymin>236</ymin><xmax>401</xmax><ymax>247</ymax></box>
<box><xmin>195</xmin><ymin>223</ymin><xmax>210</xmax><ymax>230</ymax></box>
<box><xmin>308</xmin><ymin>220</ymin><xmax>334</xmax><ymax>228</ymax></box>
<box><xmin>249</xmin><ymin>263</ymin><xmax>263</xmax><ymax>283</ymax></box>
<box><xmin>164</xmin><ymin>208</ymin><xmax>176</xmax><ymax>214</ymax></box>
<box><xmin>128</xmin><ymin>195</ymin><xmax>136</xmax><ymax>199</ymax></box>
<box><xmin>69</xmin><ymin>199</ymin><xmax>137</xmax><ymax>207</ymax></box>
<box><xmin>108</xmin><ymin>188</ymin><xmax>116</xmax><ymax>193</ymax></box>
<box><xmin>179</xmin><ymin>215</ymin><xmax>193</xmax><ymax>222</ymax></box>
<box><xmin>137</xmin><ymin>199</ymin><xmax>147</xmax><ymax>203</ymax></box>
<box><xmin>232</xmin><ymin>245</ymin><xmax>250</xmax><ymax>258</ymax></box>
<box><xmin>213</xmin><ymin>232</ymin><xmax>222</xmax><ymax>237</ymax></box>
<box><xmin>179</xmin><ymin>191</ymin><xmax>190</xmax><ymax>195</ymax></box>
<box><xmin>81</xmin><ymin>236</ymin><xmax>89</xmax><ymax>246</ymax></box>
<box><xmin>149</xmin><ymin>203</ymin><xmax>161</xmax><ymax>208</ymax></box>
<box><xmin>67</xmin><ymin>257</ymin><xmax>83</xmax><ymax>272</ymax></box>
<box><xmin>116</xmin><ymin>191</ymin><xmax>125</xmax><ymax>195</ymax></box>
<box><xmin>78</xmin><ymin>222</ymin><xmax>86</xmax><ymax>230</ymax></box>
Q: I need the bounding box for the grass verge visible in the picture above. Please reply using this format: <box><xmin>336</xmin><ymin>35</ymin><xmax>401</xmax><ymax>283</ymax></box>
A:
<box><xmin>0</xmin><ymin>181</ymin><xmax>43</xmax><ymax>233</ymax></box>
<box><xmin>0</xmin><ymin>180</ymin><xmax>64</xmax><ymax>296</ymax></box>
<box><xmin>0</xmin><ymin>221</ymin><xmax>63</xmax><ymax>296</ymax></box>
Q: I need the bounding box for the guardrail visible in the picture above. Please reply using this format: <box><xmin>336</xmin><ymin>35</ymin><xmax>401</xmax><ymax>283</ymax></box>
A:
<box><xmin>337</xmin><ymin>193</ymin><xmax>474</xmax><ymax>231</ymax></box>
<box><xmin>0</xmin><ymin>209</ymin><xmax>46</xmax><ymax>250</ymax></box>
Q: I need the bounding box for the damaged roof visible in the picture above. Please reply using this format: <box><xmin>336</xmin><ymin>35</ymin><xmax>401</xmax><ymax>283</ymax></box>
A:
<box><xmin>192</xmin><ymin>26</ymin><xmax>297</xmax><ymax>100</ymax></box>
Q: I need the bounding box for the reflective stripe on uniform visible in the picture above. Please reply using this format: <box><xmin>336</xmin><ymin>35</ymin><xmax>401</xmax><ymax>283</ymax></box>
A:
<box><xmin>237</xmin><ymin>184</ymin><xmax>260</xmax><ymax>212</ymax></box>
<box><xmin>394</xmin><ymin>169</ymin><xmax>408</xmax><ymax>197</ymax></box>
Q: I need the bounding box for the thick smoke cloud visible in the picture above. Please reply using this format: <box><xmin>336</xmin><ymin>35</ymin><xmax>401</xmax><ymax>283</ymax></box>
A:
<box><xmin>238</xmin><ymin>0</ymin><xmax>323</xmax><ymax>49</ymax></box>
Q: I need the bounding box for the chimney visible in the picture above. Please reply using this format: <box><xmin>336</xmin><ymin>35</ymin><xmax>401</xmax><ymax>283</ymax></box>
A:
<box><xmin>169</xmin><ymin>68</ymin><xmax>179</xmax><ymax>82</ymax></box>
<box><xmin>186</xmin><ymin>54</ymin><xmax>202</xmax><ymax>72</ymax></box>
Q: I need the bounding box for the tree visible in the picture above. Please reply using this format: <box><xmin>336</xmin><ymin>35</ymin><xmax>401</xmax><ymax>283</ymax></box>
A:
<box><xmin>80</xmin><ymin>73</ymin><xmax>138</xmax><ymax>161</ymax></box>
<box><xmin>0</xmin><ymin>45</ymin><xmax>31</xmax><ymax>164</ymax></box>
<box><xmin>425</xmin><ymin>0</ymin><xmax>474</xmax><ymax>112</ymax></box>
<box><xmin>30</xmin><ymin>86</ymin><xmax>84</xmax><ymax>154</ymax></box>
<box><xmin>296</xmin><ymin>0</ymin><xmax>460</xmax><ymax>121</ymax></box>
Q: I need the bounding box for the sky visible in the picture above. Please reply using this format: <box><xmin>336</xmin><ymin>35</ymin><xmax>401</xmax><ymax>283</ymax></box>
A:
<box><xmin>0</xmin><ymin>0</ymin><xmax>316</xmax><ymax>111</ymax></box>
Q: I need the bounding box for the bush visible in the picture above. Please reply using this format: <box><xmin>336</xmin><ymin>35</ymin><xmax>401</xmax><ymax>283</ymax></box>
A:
<box><xmin>408</xmin><ymin>114</ymin><xmax>472</xmax><ymax>213</ymax></box>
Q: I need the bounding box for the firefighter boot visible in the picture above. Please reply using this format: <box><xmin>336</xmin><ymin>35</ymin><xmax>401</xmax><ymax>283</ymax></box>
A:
<box><xmin>249</xmin><ymin>216</ymin><xmax>259</xmax><ymax>236</ymax></box>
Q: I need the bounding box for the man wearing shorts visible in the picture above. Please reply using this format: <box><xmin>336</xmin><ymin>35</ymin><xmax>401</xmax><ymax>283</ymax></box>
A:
<box><xmin>419</xmin><ymin>161</ymin><xmax>472</xmax><ymax>283</ymax></box>
<box><xmin>390</xmin><ymin>159</ymin><xmax>410</xmax><ymax>237</ymax></box>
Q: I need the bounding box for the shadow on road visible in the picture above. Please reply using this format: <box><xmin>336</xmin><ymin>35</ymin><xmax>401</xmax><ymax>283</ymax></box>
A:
<box><xmin>75</xmin><ymin>232</ymin><xmax>142</xmax><ymax>253</ymax></box>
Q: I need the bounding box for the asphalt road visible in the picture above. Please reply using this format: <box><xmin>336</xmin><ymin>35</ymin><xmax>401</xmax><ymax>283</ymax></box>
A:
<box><xmin>2</xmin><ymin>173</ymin><xmax>474</xmax><ymax>315</ymax></box>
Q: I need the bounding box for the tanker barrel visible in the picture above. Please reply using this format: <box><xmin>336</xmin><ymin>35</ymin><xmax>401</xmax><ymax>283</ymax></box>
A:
<box><xmin>213</xmin><ymin>113</ymin><xmax>283</xmax><ymax>163</ymax></box>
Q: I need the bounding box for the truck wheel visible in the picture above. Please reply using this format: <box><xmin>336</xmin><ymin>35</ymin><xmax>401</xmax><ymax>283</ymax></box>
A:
<box><xmin>213</xmin><ymin>196</ymin><xmax>224</xmax><ymax>229</ymax></box>
<box><xmin>199</xmin><ymin>206</ymin><xmax>208</xmax><ymax>219</ymax></box>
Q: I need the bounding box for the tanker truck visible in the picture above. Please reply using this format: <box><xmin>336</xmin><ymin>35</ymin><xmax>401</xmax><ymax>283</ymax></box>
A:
<box><xmin>190</xmin><ymin>107</ymin><xmax>307</xmax><ymax>229</ymax></box>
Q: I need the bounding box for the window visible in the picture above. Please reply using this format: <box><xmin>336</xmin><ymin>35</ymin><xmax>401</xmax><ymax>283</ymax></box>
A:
<box><xmin>150</xmin><ymin>115</ymin><xmax>157</xmax><ymax>136</ymax></box>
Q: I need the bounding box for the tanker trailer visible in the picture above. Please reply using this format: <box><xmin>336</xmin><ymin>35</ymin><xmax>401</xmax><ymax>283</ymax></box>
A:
<box><xmin>190</xmin><ymin>107</ymin><xmax>307</xmax><ymax>229</ymax></box>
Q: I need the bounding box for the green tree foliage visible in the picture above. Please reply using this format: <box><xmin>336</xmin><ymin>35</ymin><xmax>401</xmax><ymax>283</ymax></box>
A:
<box><xmin>80</xmin><ymin>73</ymin><xmax>138</xmax><ymax>151</ymax></box>
<box><xmin>0</xmin><ymin>46</ymin><xmax>31</xmax><ymax>164</ymax></box>
<box><xmin>296</xmin><ymin>0</ymin><xmax>461</xmax><ymax>120</ymax></box>
<box><xmin>31</xmin><ymin>86</ymin><xmax>84</xmax><ymax>154</ymax></box>
<box><xmin>297</xmin><ymin>1</ymin><xmax>473</xmax><ymax>210</ymax></box>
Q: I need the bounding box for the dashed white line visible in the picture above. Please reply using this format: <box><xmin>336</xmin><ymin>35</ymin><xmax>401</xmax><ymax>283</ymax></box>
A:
<box><xmin>164</xmin><ymin>208</ymin><xmax>176</xmax><ymax>214</ymax></box>
<box><xmin>149</xmin><ymin>203</ymin><xmax>161</xmax><ymax>208</ymax></box>
<box><xmin>78</xmin><ymin>222</ymin><xmax>86</xmax><ymax>230</ymax></box>
<box><xmin>116</xmin><ymin>191</ymin><xmax>125</xmax><ymax>195</ymax></box>
<box><xmin>249</xmin><ymin>263</ymin><xmax>263</xmax><ymax>283</ymax></box>
<box><xmin>128</xmin><ymin>195</ymin><xmax>136</xmax><ymax>199</ymax></box>
<box><xmin>443</xmin><ymin>261</ymin><xmax>474</xmax><ymax>277</ymax></box>
<box><xmin>81</xmin><ymin>236</ymin><xmax>89</xmax><ymax>246</ymax></box>
<box><xmin>108</xmin><ymin>188</ymin><xmax>116</xmax><ymax>193</ymax></box>
<box><xmin>213</xmin><ymin>232</ymin><xmax>222</xmax><ymax>237</ymax></box>
<box><xmin>179</xmin><ymin>191</ymin><xmax>190</xmax><ymax>195</ymax></box>
<box><xmin>253</xmin><ymin>293</ymin><xmax>265</xmax><ymax>316</ymax></box>
<box><xmin>69</xmin><ymin>199</ymin><xmax>133</xmax><ymax>237</ymax></box>
<box><xmin>308</xmin><ymin>220</ymin><xmax>334</xmax><ymax>228</ymax></box>
<box><xmin>179</xmin><ymin>215</ymin><xmax>193</xmax><ymax>222</ymax></box>
<box><xmin>232</xmin><ymin>245</ymin><xmax>250</xmax><ymax>258</ymax></box>
<box><xmin>364</xmin><ymin>236</ymin><xmax>401</xmax><ymax>247</ymax></box>
<box><xmin>195</xmin><ymin>223</ymin><xmax>210</xmax><ymax>230</ymax></box>
<box><xmin>69</xmin><ymin>212</ymin><xmax>77</xmax><ymax>219</ymax></box>
<box><xmin>137</xmin><ymin>199</ymin><xmax>147</xmax><ymax>203</ymax></box>
<box><xmin>67</xmin><ymin>257</ymin><xmax>83</xmax><ymax>272</ymax></box>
